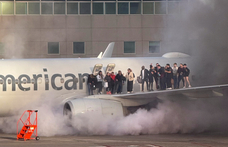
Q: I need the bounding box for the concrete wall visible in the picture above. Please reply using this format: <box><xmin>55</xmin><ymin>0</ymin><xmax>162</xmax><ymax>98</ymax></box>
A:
<box><xmin>0</xmin><ymin>15</ymin><xmax>171</xmax><ymax>59</ymax></box>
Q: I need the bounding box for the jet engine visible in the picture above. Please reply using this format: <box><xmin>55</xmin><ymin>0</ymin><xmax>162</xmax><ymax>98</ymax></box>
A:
<box><xmin>63</xmin><ymin>98</ymin><xmax>124</xmax><ymax>118</ymax></box>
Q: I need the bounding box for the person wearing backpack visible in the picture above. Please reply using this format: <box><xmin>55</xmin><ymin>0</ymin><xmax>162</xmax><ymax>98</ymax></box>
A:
<box><xmin>125</xmin><ymin>68</ymin><xmax>134</xmax><ymax>93</ymax></box>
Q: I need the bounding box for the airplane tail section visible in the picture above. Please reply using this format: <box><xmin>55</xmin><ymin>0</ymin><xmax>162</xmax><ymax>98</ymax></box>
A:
<box><xmin>97</xmin><ymin>52</ymin><xmax>103</xmax><ymax>59</ymax></box>
<box><xmin>97</xmin><ymin>42</ymin><xmax>115</xmax><ymax>59</ymax></box>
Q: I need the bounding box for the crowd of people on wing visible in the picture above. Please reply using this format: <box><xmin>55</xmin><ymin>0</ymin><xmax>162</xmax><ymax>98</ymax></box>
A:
<box><xmin>139</xmin><ymin>63</ymin><xmax>191</xmax><ymax>92</ymax></box>
<box><xmin>87</xmin><ymin>63</ymin><xmax>191</xmax><ymax>95</ymax></box>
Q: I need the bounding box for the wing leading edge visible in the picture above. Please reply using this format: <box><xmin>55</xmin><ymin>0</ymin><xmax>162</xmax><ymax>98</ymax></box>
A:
<box><xmin>113</xmin><ymin>84</ymin><xmax>228</xmax><ymax>99</ymax></box>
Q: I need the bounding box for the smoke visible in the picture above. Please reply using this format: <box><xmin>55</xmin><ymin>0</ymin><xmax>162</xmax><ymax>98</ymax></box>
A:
<box><xmin>1</xmin><ymin>97</ymin><xmax>228</xmax><ymax>136</ymax></box>
<box><xmin>163</xmin><ymin>0</ymin><xmax>228</xmax><ymax>85</ymax></box>
<box><xmin>1</xmin><ymin>33</ymin><xmax>26</xmax><ymax>59</ymax></box>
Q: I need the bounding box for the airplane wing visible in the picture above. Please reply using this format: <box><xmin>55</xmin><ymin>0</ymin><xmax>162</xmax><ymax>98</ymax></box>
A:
<box><xmin>113</xmin><ymin>84</ymin><xmax>228</xmax><ymax>100</ymax></box>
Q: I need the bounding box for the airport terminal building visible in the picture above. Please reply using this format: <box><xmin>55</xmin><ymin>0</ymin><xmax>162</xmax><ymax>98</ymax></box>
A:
<box><xmin>0</xmin><ymin>0</ymin><xmax>188</xmax><ymax>58</ymax></box>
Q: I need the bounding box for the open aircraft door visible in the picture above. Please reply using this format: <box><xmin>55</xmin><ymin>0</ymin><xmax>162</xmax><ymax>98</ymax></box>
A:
<box><xmin>105</xmin><ymin>63</ymin><xmax>115</xmax><ymax>73</ymax></box>
<box><xmin>93</xmin><ymin>64</ymin><xmax>103</xmax><ymax>75</ymax></box>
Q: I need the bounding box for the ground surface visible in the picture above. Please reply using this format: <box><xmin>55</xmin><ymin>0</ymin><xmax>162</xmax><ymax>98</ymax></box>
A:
<box><xmin>1</xmin><ymin>133</ymin><xmax>228</xmax><ymax>147</ymax></box>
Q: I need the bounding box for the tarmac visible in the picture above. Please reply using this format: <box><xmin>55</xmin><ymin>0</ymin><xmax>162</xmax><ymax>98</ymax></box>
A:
<box><xmin>1</xmin><ymin>132</ymin><xmax>228</xmax><ymax>147</ymax></box>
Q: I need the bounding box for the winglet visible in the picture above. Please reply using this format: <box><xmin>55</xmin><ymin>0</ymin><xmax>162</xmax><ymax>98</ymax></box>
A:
<box><xmin>97</xmin><ymin>52</ymin><xmax>103</xmax><ymax>59</ymax></box>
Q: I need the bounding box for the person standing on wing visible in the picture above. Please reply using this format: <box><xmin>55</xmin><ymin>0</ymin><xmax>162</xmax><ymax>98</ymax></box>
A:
<box><xmin>183</xmin><ymin>64</ymin><xmax>191</xmax><ymax>88</ymax></box>
<box><xmin>96</xmin><ymin>71</ymin><xmax>104</xmax><ymax>94</ymax></box>
<box><xmin>140</xmin><ymin>66</ymin><xmax>149</xmax><ymax>92</ymax></box>
<box><xmin>172</xmin><ymin>63</ymin><xmax>178</xmax><ymax>89</ymax></box>
<box><xmin>125</xmin><ymin>68</ymin><xmax>134</xmax><ymax>93</ymax></box>
<box><xmin>148</xmin><ymin>64</ymin><xmax>154</xmax><ymax>91</ymax></box>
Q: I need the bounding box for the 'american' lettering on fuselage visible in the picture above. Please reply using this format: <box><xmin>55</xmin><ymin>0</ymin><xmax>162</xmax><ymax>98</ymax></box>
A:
<box><xmin>0</xmin><ymin>68</ymin><xmax>89</xmax><ymax>92</ymax></box>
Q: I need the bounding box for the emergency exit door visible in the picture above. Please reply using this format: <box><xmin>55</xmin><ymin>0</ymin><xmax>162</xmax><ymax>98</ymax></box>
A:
<box><xmin>105</xmin><ymin>63</ymin><xmax>115</xmax><ymax>73</ymax></box>
<box><xmin>92</xmin><ymin>64</ymin><xmax>103</xmax><ymax>75</ymax></box>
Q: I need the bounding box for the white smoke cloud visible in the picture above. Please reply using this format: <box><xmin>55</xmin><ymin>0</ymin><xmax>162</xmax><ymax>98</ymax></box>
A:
<box><xmin>1</xmin><ymin>97</ymin><xmax>228</xmax><ymax>136</ymax></box>
<box><xmin>1</xmin><ymin>33</ymin><xmax>26</xmax><ymax>59</ymax></box>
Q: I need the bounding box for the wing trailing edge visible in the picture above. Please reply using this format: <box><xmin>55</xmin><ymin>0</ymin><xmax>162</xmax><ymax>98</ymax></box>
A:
<box><xmin>113</xmin><ymin>84</ymin><xmax>228</xmax><ymax>100</ymax></box>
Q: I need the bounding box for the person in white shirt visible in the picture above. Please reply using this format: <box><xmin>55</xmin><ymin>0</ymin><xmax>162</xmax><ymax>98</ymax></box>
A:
<box><xmin>172</xmin><ymin>63</ymin><xmax>178</xmax><ymax>89</ymax></box>
<box><xmin>96</xmin><ymin>71</ymin><xmax>103</xmax><ymax>94</ymax></box>
<box><xmin>125</xmin><ymin>68</ymin><xmax>134</xmax><ymax>93</ymax></box>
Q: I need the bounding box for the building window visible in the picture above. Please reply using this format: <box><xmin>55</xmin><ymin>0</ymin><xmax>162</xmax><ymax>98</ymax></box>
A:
<box><xmin>155</xmin><ymin>2</ymin><xmax>166</xmax><ymax>14</ymax></box>
<box><xmin>0</xmin><ymin>43</ymin><xmax>4</xmax><ymax>55</ymax></box>
<box><xmin>124</xmin><ymin>41</ymin><xmax>135</xmax><ymax>53</ymax></box>
<box><xmin>149</xmin><ymin>41</ymin><xmax>160</xmax><ymax>53</ymax></box>
<box><xmin>143</xmin><ymin>2</ymin><xmax>154</xmax><ymax>14</ymax></box>
<box><xmin>80</xmin><ymin>2</ymin><xmax>91</xmax><ymax>14</ymax></box>
<box><xmin>73</xmin><ymin>42</ymin><xmax>84</xmax><ymax>54</ymax></box>
<box><xmin>54</xmin><ymin>3</ymin><xmax>65</xmax><ymax>14</ymax></box>
<box><xmin>67</xmin><ymin>3</ymin><xmax>78</xmax><ymax>14</ymax></box>
<box><xmin>2</xmin><ymin>2</ymin><xmax>14</xmax><ymax>15</ymax></box>
<box><xmin>41</xmin><ymin>3</ymin><xmax>53</xmax><ymax>15</ymax></box>
<box><xmin>118</xmin><ymin>2</ymin><xmax>128</xmax><ymax>14</ymax></box>
<box><xmin>93</xmin><ymin>3</ymin><xmax>103</xmax><ymax>14</ymax></box>
<box><xmin>28</xmin><ymin>3</ymin><xmax>40</xmax><ymax>14</ymax></box>
<box><xmin>48</xmin><ymin>42</ymin><xmax>59</xmax><ymax>54</ymax></box>
<box><xmin>105</xmin><ymin>2</ymin><xmax>116</xmax><ymax>14</ymax></box>
<box><xmin>168</xmin><ymin>2</ymin><xmax>179</xmax><ymax>14</ymax></box>
<box><xmin>16</xmin><ymin>3</ymin><xmax>27</xmax><ymax>14</ymax></box>
<box><xmin>130</xmin><ymin>2</ymin><xmax>141</xmax><ymax>14</ymax></box>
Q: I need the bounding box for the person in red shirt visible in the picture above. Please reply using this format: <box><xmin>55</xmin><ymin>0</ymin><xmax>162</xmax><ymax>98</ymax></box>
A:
<box><xmin>110</xmin><ymin>72</ymin><xmax>116</xmax><ymax>94</ymax></box>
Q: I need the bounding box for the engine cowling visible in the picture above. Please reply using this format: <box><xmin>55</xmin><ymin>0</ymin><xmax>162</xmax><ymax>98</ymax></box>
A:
<box><xmin>63</xmin><ymin>98</ymin><xmax>124</xmax><ymax>118</ymax></box>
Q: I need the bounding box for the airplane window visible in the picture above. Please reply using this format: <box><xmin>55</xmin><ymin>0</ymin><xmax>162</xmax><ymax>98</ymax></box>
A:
<box><xmin>8</xmin><ymin>79</ymin><xmax>11</xmax><ymax>84</ymax></box>
<box><xmin>60</xmin><ymin>78</ymin><xmax>64</xmax><ymax>83</ymax></box>
<box><xmin>45</xmin><ymin>78</ymin><xmax>49</xmax><ymax>84</ymax></box>
<box><xmin>74</xmin><ymin>78</ymin><xmax>78</xmax><ymax>83</ymax></box>
<box><xmin>31</xmin><ymin>79</ymin><xmax>35</xmax><ymax>84</ymax></box>
<box><xmin>22</xmin><ymin>79</ymin><xmax>27</xmax><ymax>84</ymax></box>
<box><xmin>38</xmin><ymin>79</ymin><xmax>42</xmax><ymax>84</ymax></box>
<box><xmin>0</xmin><ymin>79</ymin><xmax>4</xmax><ymax>84</ymax></box>
<box><xmin>15</xmin><ymin>79</ymin><xmax>19</xmax><ymax>84</ymax></box>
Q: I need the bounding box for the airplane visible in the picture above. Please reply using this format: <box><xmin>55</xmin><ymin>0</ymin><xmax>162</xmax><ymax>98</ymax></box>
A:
<box><xmin>0</xmin><ymin>42</ymin><xmax>228</xmax><ymax>118</ymax></box>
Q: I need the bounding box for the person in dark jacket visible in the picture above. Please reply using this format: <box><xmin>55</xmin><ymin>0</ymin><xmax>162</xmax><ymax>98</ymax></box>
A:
<box><xmin>87</xmin><ymin>74</ymin><xmax>96</xmax><ymax>95</ymax></box>
<box><xmin>104</xmin><ymin>72</ymin><xmax>111</xmax><ymax>92</ymax></box>
<box><xmin>157</xmin><ymin>65</ymin><xmax>166</xmax><ymax>90</ymax></box>
<box><xmin>154</xmin><ymin>63</ymin><xmax>159</xmax><ymax>89</ymax></box>
<box><xmin>165</xmin><ymin>64</ymin><xmax>173</xmax><ymax>89</ymax></box>
<box><xmin>148</xmin><ymin>64</ymin><xmax>154</xmax><ymax>91</ymax></box>
<box><xmin>183</xmin><ymin>64</ymin><xmax>191</xmax><ymax>88</ymax></box>
<box><xmin>87</xmin><ymin>74</ymin><xmax>92</xmax><ymax>95</ymax></box>
<box><xmin>140</xmin><ymin>66</ymin><xmax>149</xmax><ymax>92</ymax></box>
<box><xmin>177</xmin><ymin>63</ymin><xmax>185</xmax><ymax>88</ymax></box>
<box><xmin>115</xmin><ymin>70</ymin><xmax>124</xmax><ymax>94</ymax></box>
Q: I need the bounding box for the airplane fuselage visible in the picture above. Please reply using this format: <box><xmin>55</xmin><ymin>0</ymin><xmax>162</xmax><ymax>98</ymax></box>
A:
<box><xmin>0</xmin><ymin>57</ymin><xmax>193</xmax><ymax>116</ymax></box>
